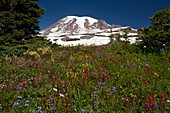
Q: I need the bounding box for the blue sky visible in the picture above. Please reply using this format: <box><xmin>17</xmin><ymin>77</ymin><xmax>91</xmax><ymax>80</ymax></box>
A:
<box><xmin>38</xmin><ymin>0</ymin><xmax>170</xmax><ymax>30</ymax></box>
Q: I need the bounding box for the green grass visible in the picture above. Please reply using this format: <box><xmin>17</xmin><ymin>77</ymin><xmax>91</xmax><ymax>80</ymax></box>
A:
<box><xmin>0</xmin><ymin>41</ymin><xmax>170</xmax><ymax>113</ymax></box>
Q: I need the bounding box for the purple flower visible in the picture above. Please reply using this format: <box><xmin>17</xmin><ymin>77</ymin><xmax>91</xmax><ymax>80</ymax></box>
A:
<box><xmin>101</xmin><ymin>82</ymin><xmax>106</xmax><ymax>87</ymax></box>
<box><xmin>93</xmin><ymin>102</ymin><xmax>99</xmax><ymax>109</ymax></box>
<box><xmin>51</xmin><ymin>107</ymin><xmax>56</xmax><ymax>113</ymax></box>
<box><xmin>17</xmin><ymin>99</ymin><xmax>22</xmax><ymax>104</ymax></box>
<box><xmin>18</xmin><ymin>96</ymin><xmax>22</xmax><ymax>100</ymax></box>
<box><xmin>49</xmin><ymin>97</ymin><xmax>53</xmax><ymax>103</ymax></box>
<box><xmin>37</xmin><ymin>106</ymin><xmax>43</xmax><ymax>113</ymax></box>
<box><xmin>160</xmin><ymin>48</ymin><xmax>164</xmax><ymax>52</ymax></box>
<box><xmin>98</xmin><ymin>82</ymin><xmax>102</xmax><ymax>88</ymax></box>
<box><xmin>13</xmin><ymin>102</ymin><xmax>19</xmax><ymax>109</ymax></box>
<box><xmin>25</xmin><ymin>100</ymin><xmax>30</xmax><ymax>107</ymax></box>
<box><xmin>112</xmin><ymin>87</ymin><xmax>117</xmax><ymax>94</ymax></box>
<box><xmin>98</xmin><ymin>82</ymin><xmax>106</xmax><ymax>88</ymax></box>
<box><xmin>16</xmin><ymin>85</ymin><xmax>22</xmax><ymax>92</ymax></box>
<box><xmin>80</xmin><ymin>109</ymin><xmax>86</xmax><ymax>113</ymax></box>
<box><xmin>94</xmin><ymin>92</ymin><xmax>98</xmax><ymax>99</ymax></box>
<box><xmin>154</xmin><ymin>105</ymin><xmax>159</xmax><ymax>109</ymax></box>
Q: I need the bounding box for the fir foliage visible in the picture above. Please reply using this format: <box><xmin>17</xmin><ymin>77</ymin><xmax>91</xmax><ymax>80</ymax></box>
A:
<box><xmin>0</xmin><ymin>0</ymin><xmax>44</xmax><ymax>45</ymax></box>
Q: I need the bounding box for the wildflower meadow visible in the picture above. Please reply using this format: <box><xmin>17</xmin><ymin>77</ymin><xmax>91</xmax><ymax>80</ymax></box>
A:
<box><xmin>0</xmin><ymin>41</ymin><xmax>170</xmax><ymax>113</ymax></box>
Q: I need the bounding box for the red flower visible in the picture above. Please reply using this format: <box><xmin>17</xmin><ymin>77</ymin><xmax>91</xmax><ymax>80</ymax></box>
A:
<box><xmin>145</xmin><ymin>81</ymin><xmax>149</xmax><ymax>87</ymax></box>
<box><xmin>145</xmin><ymin>102</ymin><xmax>150</xmax><ymax>110</ymax></box>
<box><xmin>148</xmin><ymin>95</ymin><xmax>153</xmax><ymax>102</ymax></box>
<box><xmin>21</xmin><ymin>81</ymin><xmax>27</xmax><ymax>87</ymax></box>
<box><xmin>159</xmin><ymin>94</ymin><xmax>165</xmax><ymax>104</ymax></box>
<box><xmin>86</xmin><ymin>56</ymin><xmax>91</xmax><ymax>61</ymax></box>
<box><xmin>150</xmin><ymin>101</ymin><xmax>156</xmax><ymax>108</ymax></box>
<box><xmin>57</xmin><ymin>78</ymin><xmax>60</xmax><ymax>83</ymax></box>
<box><xmin>138</xmin><ymin>76</ymin><xmax>142</xmax><ymax>81</ymax></box>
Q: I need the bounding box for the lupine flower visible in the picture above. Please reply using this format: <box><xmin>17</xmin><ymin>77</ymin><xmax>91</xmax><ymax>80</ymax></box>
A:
<box><xmin>18</xmin><ymin>96</ymin><xmax>22</xmax><ymax>100</ymax></box>
<box><xmin>97</xmin><ymin>82</ymin><xmax>106</xmax><ymax>88</ymax></box>
<box><xmin>160</xmin><ymin>48</ymin><xmax>164</xmax><ymax>52</ymax></box>
<box><xmin>112</xmin><ymin>87</ymin><xmax>117</xmax><ymax>94</ymax></box>
<box><xmin>0</xmin><ymin>104</ymin><xmax>2</xmax><ymax>109</ymax></box>
<box><xmin>13</xmin><ymin>102</ymin><xmax>19</xmax><ymax>109</ymax></box>
<box><xmin>37</xmin><ymin>106</ymin><xmax>43</xmax><ymax>113</ymax></box>
<box><xmin>16</xmin><ymin>85</ymin><xmax>22</xmax><ymax>92</ymax></box>
<box><xmin>154</xmin><ymin>105</ymin><xmax>159</xmax><ymax>109</ymax></box>
<box><xmin>17</xmin><ymin>96</ymin><xmax>22</xmax><ymax>104</ymax></box>
<box><xmin>93</xmin><ymin>102</ymin><xmax>99</xmax><ymax>109</ymax></box>
<box><xmin>94</xmin><ymin>92</ymin><xmax>98</xmax><ymax>99</ymax></box>
<box><xmin>101</xmin><ymin>82</ymin><xmax>106</xmax><ymax>87</ymax></box>
<box><xmin>25</xmin><ymin>100</ymin><xmax>30</xmax><ymax>107</ymax></box>
<box><xmin>80</xmin><ymin>109</ymin><xmax>86</xmax><ymax>113</ymax></box>
<box><xmin>17</xmin><ymin>99</ymin><xmax>22</xmax><ymax>104</ymax></box>
<box><xmin>21</xmin><ymin>81</ymin><xmax>27</xmax><ymax>87</ymax></box>
<box><xmin>51</xmin><ymin>107</ymin><xmax>56</xmax><ymax>113</ymax></box>
<box><xmin>98</xmin><ymin>82</ymin><xmax>102</xmax><ymax>88</ymax></box>
<box><xmin>49</xmin><ymin>97</ymin><xmax>53</xmax><ymax>103</ymax></box>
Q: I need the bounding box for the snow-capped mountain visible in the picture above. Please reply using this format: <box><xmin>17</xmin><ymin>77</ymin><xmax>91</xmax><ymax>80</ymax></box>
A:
<box><xmin>40</xmin><ymin>16</ymin><xmax>138</xmax><ymax>46</ymax></box>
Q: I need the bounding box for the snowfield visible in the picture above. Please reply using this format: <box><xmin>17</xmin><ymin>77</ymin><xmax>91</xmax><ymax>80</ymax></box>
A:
<box><xmin>40</xmin><ymin>16</ymin><xmax>138</xmax><ymax>46</ymax></box>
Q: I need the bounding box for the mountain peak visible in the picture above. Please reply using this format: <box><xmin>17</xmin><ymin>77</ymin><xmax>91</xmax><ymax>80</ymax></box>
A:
<box><xmin>40</xmin><ymin>16</ymin><xmax>138</xmax><ymax>46</ymax></box>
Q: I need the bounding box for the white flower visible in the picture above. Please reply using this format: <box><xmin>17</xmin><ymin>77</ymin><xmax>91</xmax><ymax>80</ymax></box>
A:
<box><xmin>143</xmin><ymin>46</ymin><xmax>146</xmax><ymax>48</ymax></box>
<box><xmin>167</xmin><ymin>100</ymin><xmax>170</xmax><ymax>103</ymax></box>
<box><xmin>53</xmin><ymin>88</ymin><xmax>58</xmax><ymax>92</ymax></box>
<box><xmin>59</xmin><ymin>93</ymin><xmax>64</xmax><ymax>98</ymax></box>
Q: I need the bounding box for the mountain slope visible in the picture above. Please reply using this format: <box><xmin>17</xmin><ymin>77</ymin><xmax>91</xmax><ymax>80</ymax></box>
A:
<box><xmin>40</xmin><ymin>16</ymin><xmax>138</xmax><ymax>46</ymax></box>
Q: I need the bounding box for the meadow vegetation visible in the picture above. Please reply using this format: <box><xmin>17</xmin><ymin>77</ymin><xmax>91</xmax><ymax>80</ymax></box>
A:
<box><xmin>0</xmin><ymin>40</ymin><xmax>170</xmax><ymax>113</ymax></box>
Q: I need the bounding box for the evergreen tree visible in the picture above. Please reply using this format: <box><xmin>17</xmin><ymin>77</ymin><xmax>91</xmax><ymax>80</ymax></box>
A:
<box><xmin>0</xmin><ymin>0</ymin><xmax>44</xmax><ymax>45</ymax></box>
<box><xmin>138</xmin><ymin>7</ymin><xmax>170</xmax><ymax>53</ymax></box>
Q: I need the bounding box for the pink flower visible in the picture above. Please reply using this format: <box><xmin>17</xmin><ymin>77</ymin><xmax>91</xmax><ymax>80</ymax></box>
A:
<box><xmin>125</xmin><ymin>98</ymin><xmax>129</xmax><ymax>103</ymax></box>
<box><xmin>108</xmin><ymin>88</ymin><xmax>111</xmax><ymax>94</ymax></box>
<box><xmin>57</xmin><ymin>58</ymin><xmax>61</xmax><ymax>63</ymax></box>
<box><xmin>21</xmin><ymin>81</ymin><xmax>27</xmax><ymax>87</ymax></box>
